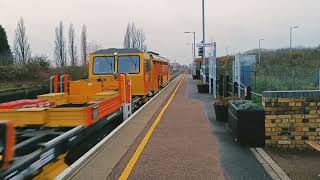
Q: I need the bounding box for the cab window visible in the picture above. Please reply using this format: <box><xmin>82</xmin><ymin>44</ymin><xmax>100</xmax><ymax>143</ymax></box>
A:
<box><xmin>145</xmin><ymin>60</ymin><xmax>150</xmax><ymax>72</ymax></box>
<box><xmin>118</xmin><ymin>56</ymin><xmax>140</xmax><ymax>74</ymax></box>
<box><xmin>93</xmin><ymin>56</ymin><xmax>115</xmax><ymax>74</ymax></box>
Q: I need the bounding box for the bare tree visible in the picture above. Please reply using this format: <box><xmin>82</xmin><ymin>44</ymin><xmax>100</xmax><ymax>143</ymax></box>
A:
<box><xmin>136</xmin><ymin>28</ymin><xmax>147</xmax><ymax>51</ymax></box>
<box><xmin>123</xmin><ymin>23</ymin><xmax>132</xmax><ymax>48</ymax></box>
<box><xmin>130</xmin><ymin>23</ymin><xmax>138</xmax><ymax>49</ymax></box>
<box><xmin>88</xmin><ymin>41</ymin><xmax>102</xmax><ymax>53</ymax></box>
<box><xmin>14</xmin><ymin>18</ymin><xmax>31</xmax><ymax>64</ymax></box>
<box><xmin>68</xmin><ymin>23</ymin><xmax>77</xmax><ymax>66</ymax></box>
<box><xmin>54</xmin><ymin>21</ymin><xmax>67</xmax><ymax>67</ymax></box>
<box><xmin>80</xmin><ymin>25</ymin><xmax>88</xmax><ymax>65</ymax></box>
<box><xmin>123</xmin><ymin>22</ymin><xmax>147</xmax><ymax>52</ymax></box>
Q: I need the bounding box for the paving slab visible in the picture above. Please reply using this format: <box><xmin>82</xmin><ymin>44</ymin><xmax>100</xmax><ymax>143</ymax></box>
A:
<box><xmin>65</xmin><ymin>75</ymin><xmax>183</xmax><ymax>180</ymax></box>
<box><xmin>110</xmin><ymin>76</ymin><xmax>225</xmax><ymax>179</ymax></box>
<box><xmin>73</xmin><ymin>74</ymin><xmax>271</xmax><ymax>180</ymax></box>
<box><xmin>187</xmin><ymin>76</ymin><xmax>271</xmax><ymax>180</ymax></box>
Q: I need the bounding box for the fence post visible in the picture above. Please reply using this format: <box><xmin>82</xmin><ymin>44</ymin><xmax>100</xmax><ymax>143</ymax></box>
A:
<box><xmin>222</xmin><ymin>75</ymin><xmax>227</xmax><ymax>97</ymax></box>
<box><xmin>219</xmin><ymin>75</ymin><xmax>223</xmax><ymax>97</ymax></box>
<box><xmin>226</xmin><ymin>75</ymin><xmax>230</xmax><ymax>97</ymax></box>
<box><xmin>245</xmin><ymin>86</ymin><xmax>252</xmax><ymax>100</ymax></box>
<box><xmin>233</xmin><ymin>82</ymin><xmax>238</xmax><ymax>96</ymax></box>
<box><xmin>318</xmin><ymin>68</ymin><xmax>320</xmax><ymax>90</ymax></box>
<box><xmin>291</xmin><ymin>70</ymin><xmax>293</xmax><ymax>90</ymax></box>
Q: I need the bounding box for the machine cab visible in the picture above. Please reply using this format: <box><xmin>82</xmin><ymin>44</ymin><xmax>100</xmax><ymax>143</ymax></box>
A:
<box><xmin>88</xmin><ymin>48</ymin><xmax>151</xmax><ymax>97</ymax></box>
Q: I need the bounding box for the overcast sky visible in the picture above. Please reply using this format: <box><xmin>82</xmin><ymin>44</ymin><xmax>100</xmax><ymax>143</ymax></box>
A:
<box><xmin>1</xmin><ymin>0</ymin><xmax>320</xmax><ymax>65</ymax></box>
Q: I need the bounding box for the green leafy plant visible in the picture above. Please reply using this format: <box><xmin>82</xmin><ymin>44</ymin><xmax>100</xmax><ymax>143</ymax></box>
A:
<box><xmin>215</xmin><ymin>96</ymin><xmax>242</xmax><ymax>106</ymax></box>
<box><xmin>231</xmin><ymin>100</ymin><xmax>262</xmax><ymax>111</ymax></box>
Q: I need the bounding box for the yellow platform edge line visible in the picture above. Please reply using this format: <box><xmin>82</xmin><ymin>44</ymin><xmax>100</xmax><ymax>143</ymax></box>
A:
<box><xmin>119</xmin><ymin>75</ymin><xmax>185</xmax><ymax>180</ymax></box>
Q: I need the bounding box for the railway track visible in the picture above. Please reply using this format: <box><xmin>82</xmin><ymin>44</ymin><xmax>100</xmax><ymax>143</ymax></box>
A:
<box><xmin>0</xmin><ymin>70</ymin><xmax>182</xmax><ymax>180</ymax></box>
<box><xmin>57</xmin><ymin>72</ymin><xmax>183</xmax><ymax>180</ymax></box>
<box><xmin>0</xmin><ymin>47</ymin><xmax>183</xmax><ymax>179</ymax></box>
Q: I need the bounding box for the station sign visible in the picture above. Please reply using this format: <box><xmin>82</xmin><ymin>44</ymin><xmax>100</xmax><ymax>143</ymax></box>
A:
<box><xmin>196</xmin><ymin>42</ymin><xmax>215</xmax><ymax>47</ymax></box>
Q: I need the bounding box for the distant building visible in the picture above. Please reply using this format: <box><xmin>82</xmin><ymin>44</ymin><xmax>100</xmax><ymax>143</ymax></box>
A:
<box><xmin>192</xmin><ymin>57</ymin><xmax>209</xmax><ymax>79</ymax></box>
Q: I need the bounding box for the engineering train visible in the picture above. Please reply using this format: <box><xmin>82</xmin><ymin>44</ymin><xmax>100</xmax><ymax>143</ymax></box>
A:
<box><xmin>0</xmin><ymin>48</ymin><xmax>172</xmax><ymax>179</ymax></box>
<box><xmin>90</xmin><ymin>48</ymin><xmax>170</xmax><ymax>101</ymax></box>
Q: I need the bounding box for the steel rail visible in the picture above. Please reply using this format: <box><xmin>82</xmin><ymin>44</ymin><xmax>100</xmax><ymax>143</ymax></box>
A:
<box><xmin>56</xmin><ymin>72</ymin><xmax>183</xmax><ymax>180</ymax></box>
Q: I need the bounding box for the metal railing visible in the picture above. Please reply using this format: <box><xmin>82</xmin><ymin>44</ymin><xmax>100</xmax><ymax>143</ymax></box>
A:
<box><xmin>223</xmin><ymin>79</ymin><xmax>262</xmax><ymax>104</ymax></box>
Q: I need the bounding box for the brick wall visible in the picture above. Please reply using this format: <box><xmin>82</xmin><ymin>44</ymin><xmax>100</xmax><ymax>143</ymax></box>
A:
<box><xmin>262</xmin><ymin>91</ymin><xmax>320</xmax><ymax>149</ymax></box>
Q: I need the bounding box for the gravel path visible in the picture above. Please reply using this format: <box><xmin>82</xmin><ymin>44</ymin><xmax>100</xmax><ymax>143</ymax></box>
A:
<box><xmin>265</xmin><ymin>148</ymin><xmax>320</xmax><ymax>180</ymax></box>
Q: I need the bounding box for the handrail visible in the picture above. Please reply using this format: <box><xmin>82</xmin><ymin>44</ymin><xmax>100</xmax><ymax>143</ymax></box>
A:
<box><xmin>225</xmin><ymin>80</ymin><xmax>262</xmax><ymax>100</ymax></box>
<box><xmin>49</xmin><ymin>76</ymin><xmax>55</xmax><ymax>93</ymax></box>
<box><xmin>60</xmin><ymin>75</ymin><xmax>65</xmax><ymax>93</ymax></box>
<box><xmin>252</xmin><ymin>91</ymin><xmax>262</xmax><ymax>97</ymax></box>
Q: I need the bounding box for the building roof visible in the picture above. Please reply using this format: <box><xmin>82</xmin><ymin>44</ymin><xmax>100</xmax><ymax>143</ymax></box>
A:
<box><xmin>194</xmin><ymin>57</ymin><xmax>209</xmax><ymax>62</ymax></box>
<box><xmin>93</xmin><ymin>48</ymin><xmax>143</xmax><ymax>54</ymax></box>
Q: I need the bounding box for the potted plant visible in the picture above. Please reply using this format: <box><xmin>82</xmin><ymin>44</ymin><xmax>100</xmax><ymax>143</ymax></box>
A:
<box><xmin>214</xmin><ymin>96</ymin><xmax>241</xmax><ymax>122</ymax></box>
<box><xmin>228</xmin><ymin>100</ymin><xmax>265</xmax><ymax>147</ymax></box>
<box><xmin>197</xmin><ymin>81</ymin><xmax>209</xmax><ymax>93</ymax></box>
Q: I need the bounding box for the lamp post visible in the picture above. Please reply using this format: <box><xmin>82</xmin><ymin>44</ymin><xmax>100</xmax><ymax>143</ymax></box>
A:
<box><xmin>258</xmin><ymin>38</ymin><xmax>264</xmax><ymax>64</ymax></box>
<box><xmin>290</xmin><ymin>26</ymin><xmax>299</xmax><ymax>60</ymax></box>
<box><xmin>201</xmin><ymin>0</ymin><xmax>206</xmax><ymax>83</ymax></box>
<box><xmin>184</xmin><ymin>32</ymin><xmax>196</xmax><ymax>61</ymax></box>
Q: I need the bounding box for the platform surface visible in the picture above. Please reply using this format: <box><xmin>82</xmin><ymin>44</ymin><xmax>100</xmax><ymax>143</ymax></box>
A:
<box><xmin>68</xmin><ymin>75</ymin><xmax>271</xmax><ymax>180</ymax></box>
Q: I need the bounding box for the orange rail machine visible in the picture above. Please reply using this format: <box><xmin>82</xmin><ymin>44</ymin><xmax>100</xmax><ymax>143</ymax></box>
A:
<box><xmin>0</xmin><ymin>73</ymin><xmax>132</xmax><ymax>179</ymax></box>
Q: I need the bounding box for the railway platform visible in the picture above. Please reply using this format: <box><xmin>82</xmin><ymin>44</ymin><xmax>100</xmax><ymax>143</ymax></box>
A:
<box><xmin>59</xmin><ymin>74</ymin><xmax>271</xmax><ymax>180</ymax></box>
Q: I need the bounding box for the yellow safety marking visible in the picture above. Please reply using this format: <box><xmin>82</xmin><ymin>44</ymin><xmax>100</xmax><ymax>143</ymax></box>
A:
<box><xmin>119</xmin><ymin>75</ymin><xmax>185</xmax><ymax>180</ymax></box>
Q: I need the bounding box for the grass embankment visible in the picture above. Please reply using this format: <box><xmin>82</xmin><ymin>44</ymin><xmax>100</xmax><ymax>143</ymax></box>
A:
<box><xmin>249</xmin><ymin>47</ymin><xmax>320</xmax><ymax>93</ymax></box>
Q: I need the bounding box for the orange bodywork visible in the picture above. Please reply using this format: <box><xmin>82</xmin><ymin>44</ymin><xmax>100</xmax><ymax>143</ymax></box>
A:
<box><xmin>150</xmin><ymin>55</ymin><xmax>170</xmax><ymax>93</ymax></box>
<box><xmin>1</xmin><ymin>121</ymin><xmax>15</xmax><ymax>170</ymax></box>
<box><xmin>88</xmin><ymin>49</ymin><xmax>171</xmax><ymax>97</ymax></box>
<box><xmin>53</xmin><ymin>74</ymin><xmax>59</xmax><ymax>93</ymax></box>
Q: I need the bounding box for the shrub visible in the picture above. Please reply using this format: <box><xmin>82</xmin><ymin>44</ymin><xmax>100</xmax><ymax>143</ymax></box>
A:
<box><xmin>215</xmin><ymin>96</ymin><xmax>242</xmax><ymax>106</ymax></box>
<box><xmin>51</xmin><ymin>65</ymin><xmax>88</xmax><ymax>81</ymax></box>
<box><xmin>231</xmin><ymin>100</ymin><xmax>262</xmax><ymax>111</ymax></box>
<box><xmin>0</xmin><ymin>56</ymin><xmax>51</xmax><ymax>83</ymax></box>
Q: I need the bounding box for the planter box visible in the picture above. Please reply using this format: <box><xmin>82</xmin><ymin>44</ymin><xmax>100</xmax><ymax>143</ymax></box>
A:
<box><xmin>214</xmin><ymin>104</ymin><xmax>228</xmax><ymax>122</ymax></box>
<box><xmin>192</xmin><ymin>75</ymin><xmax>200</xmax><ymax>80</ymax></box>
<box><xmin>228</xmin><ymin>102</ymin><xmax>265</xmax><ymax>147</ymax></box>
<box><xmin>197</xmin><ymin>84</ymin><xmax>209</xmax><ymax>93</ymax></box>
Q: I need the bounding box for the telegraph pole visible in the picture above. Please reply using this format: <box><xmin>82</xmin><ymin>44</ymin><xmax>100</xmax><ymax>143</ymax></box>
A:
<box><xmin>258</xmin><ymin>38</ymin><xmax>264</xmax><ymax>64</ymax></box>
<box><xmin>201</xmin><ymin>0</ymin><xmax>206</xmax><ymax>83</ymax></box>
<box><xmin>289</xmin><ymin>26</ymin><xmax>298</xmax><ymax>60</ymax></box>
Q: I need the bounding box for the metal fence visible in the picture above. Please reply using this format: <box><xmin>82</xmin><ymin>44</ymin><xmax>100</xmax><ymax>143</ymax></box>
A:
<box><xmin>249</xmin><ymin>66</ymin><xmax>320</xmax><ymax>93</ymax></box>
<box><xmin>216</xmin><ymin>55</ymin><xmax>320</xmax><ymax>104</ymax></box>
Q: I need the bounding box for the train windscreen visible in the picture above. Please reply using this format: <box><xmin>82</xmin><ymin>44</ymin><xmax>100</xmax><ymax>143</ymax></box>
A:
<box><xmin>93</xmin><ymin>56</ymin><xmax>115</xmax><ymax>74</ymax></box>
<box><xmin>118</xmin><ymin>56</ymin><xmax>140</xmax><ymax>74</ymax></box>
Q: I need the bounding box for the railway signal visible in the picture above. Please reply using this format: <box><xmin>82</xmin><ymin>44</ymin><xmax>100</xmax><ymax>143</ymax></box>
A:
<box><xmin>198</xmin><ymin>47</ymin><xmax>203</xmax><ymax>57</ymax></box>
